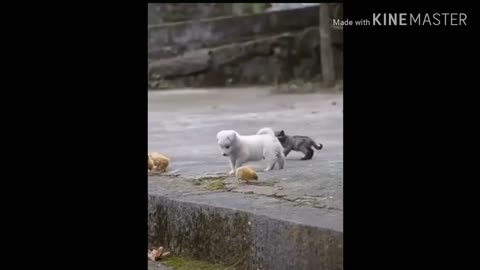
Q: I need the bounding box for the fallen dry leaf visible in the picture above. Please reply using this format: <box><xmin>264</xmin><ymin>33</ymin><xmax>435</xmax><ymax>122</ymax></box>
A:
<box><xmin>147</xmin><ymin>253</ymin><xmax>155</xmax><ymax>261</ymax></box>
<box><xmin>147</xmin><ymin>246</ymin><xmax>164</xmax><ymax>261</ymax></box>
<box><xmin>161</xmin><ymin>251</ymin><xmax>170</xmax><ymax>258</ymax></box>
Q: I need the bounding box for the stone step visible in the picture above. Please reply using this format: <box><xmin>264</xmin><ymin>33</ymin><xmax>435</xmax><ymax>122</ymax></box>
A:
<box><xmin>148</xmin><ymin>176</ymin><xmax>343</xmax><ymax>270</ymax></box>
<box><xmin>148</xmin><ymin>5</ymin><xmax>322</xmax><ymax>60</ymax></box>
<box><xmin>148</xmin><ymin>26</ymin><xmax>342</xmax><ymax>80</ymax></box>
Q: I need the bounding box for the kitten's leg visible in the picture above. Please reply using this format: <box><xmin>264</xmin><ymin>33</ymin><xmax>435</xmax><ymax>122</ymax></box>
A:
<box><xmin>300</xmin><ymin>147</ymin><xmax>314</xmax><ymax>160</ymax></box>
<box><xmin>228</xmin><ymin>158</ymin><xmax>236</xmax><ymax>175</ymax></box>
<box><xmin>305</xmin><ymin>148</ymin><xmax>314</xmax><ymax>160</ymax></box>
<box><xmin>283</xmin><ymin>147</ymin><xmax>292</xmax><ymax>157</ymax></box>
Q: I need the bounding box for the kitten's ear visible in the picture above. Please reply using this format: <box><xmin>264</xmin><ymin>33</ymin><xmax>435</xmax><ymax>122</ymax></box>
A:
<box><xmin>279</xmin><ymin>130</ymin><xmax>285</xmax><ymax>136</ymax></box>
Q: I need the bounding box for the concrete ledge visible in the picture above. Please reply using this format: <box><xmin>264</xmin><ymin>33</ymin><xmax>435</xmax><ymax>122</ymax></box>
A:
<box><xmin>148</xmin><ymin>49</ymin><xmax>211</xmax><ymax>79</ymax></box>
<box><xmin>148</xmin><ymin>33</ymin><xmax>284</xmax><ymax>80</ymax></box>
<box><xmin>148</xmin><ymin>178</ymin><xmax>343</xmax><ymax>270</ymax></box>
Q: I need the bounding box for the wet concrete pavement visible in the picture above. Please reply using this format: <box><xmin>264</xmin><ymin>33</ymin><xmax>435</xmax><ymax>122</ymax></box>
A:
<box><xmin>148</xmin><ymin>87</ymin><xmax>343</xmax><ymax>212</ymax></box>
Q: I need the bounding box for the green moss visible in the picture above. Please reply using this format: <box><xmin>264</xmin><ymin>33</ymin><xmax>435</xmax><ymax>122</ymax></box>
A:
<box><xmin>197</xmin><ymin>176</ymin><xmax>226</xmax><ymax>181</ymax></box>
<box><xmin>191</xmin><ymin>176</ymin><xmax>227</xmax><ymax>190</ymax></box>
<box><xmin>206</xmin><ymin>179</ymin><xmax>225</xmax><ymax>190</ymax></box>
<box><xmin>163</xmin><ymin>256</ymin><xmax>233</xmax><ymax>270</ymax></box>
<box><xmin>192</xmin><ymin>179</ymin><xmax>203</xmax><ymax>185</ymax></box>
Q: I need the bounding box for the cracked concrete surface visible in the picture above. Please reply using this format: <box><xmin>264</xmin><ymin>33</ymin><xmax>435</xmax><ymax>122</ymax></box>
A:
<box><xmin>148</xmin><ymin>87</ymin><xmax>343</xmax><ymax>215</ymax></box>
<box><xmin>148</xmin><ymin>87</ymin><xmax>343</xmax><ymax>269</ymax></box>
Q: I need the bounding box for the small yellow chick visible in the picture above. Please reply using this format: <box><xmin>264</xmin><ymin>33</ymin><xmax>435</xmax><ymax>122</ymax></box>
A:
<box><xmin>235</xmin><ymin>166</ymin><xmax>258</xmax><ymax>184</ymax></box>
<box><xmin>149</xmin><ymin>152</ymin><xmax>170</xmax><ymax>173</ymax></box>
<box><xmin>148</xmin><ymin>155</ymin><xmax>155</xmax><ymax>172</ymax></box>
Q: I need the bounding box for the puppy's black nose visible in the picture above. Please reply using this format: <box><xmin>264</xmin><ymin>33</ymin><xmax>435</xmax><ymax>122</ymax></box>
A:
<box><xmin>223</xmin><ymin>153</ymin><xmax>227</xmax><ymax>156</ymax></box>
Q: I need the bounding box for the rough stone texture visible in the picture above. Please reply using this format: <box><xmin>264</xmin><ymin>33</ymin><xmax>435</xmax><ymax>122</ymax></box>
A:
<box><xmin>148</xmin><ymin>88</ymin><xmax>343</xmax><ymax>207</ymax></box>
<box><xmin>148</xmin><ymin>87</ymin><xmax>343</xmax><ymax>269</ymax></box>
<box><xmin>148</xmin><ymin>194</ymin><xmax>252</xmax><ymax>269</ymax></box>
<box><xmin>148</xmin><ymin>260</ymin><xmax>173</xmax><ymax>270</ymax></box>
<box><xmin>252</xmin><ymin>215</ymin><xmax>343</xmax><ymax>270</ymax></box>
<box><xmin>148</xmin><ymin>176</ymin><xmax>343</xmax><ymax>270</ymax></box>
<box><xmin>267</xmin><ymin>3</ymin><xmax>320</xmax><ymax>12</ymax></box>
<box><xmin>148</xmin><ymin>33</ymin><xmax>286</xmax><ymax>82</ymax></box>
<box><xmin>148</xmin><ymin>4</ymin><xmax>344</xmax><ymax>90</ymax></box>
<box><xmin>148</xmin><ymin>27</ymin><xmax>343</xmax><ymax>88</ymax></box>
<box><xmin>149</xmin><ymin>49</ymin><xmax>211</xmax><ymax>79</ymax></box>
<box><xmin>148</xmin><ymin>6</ymin><xmax>322</xmax><ymax>60</ymax></box>
<box><xmin>148</xmin><ymin>3</ymin><xmax>234</xmax><ymax>25</ymax></box>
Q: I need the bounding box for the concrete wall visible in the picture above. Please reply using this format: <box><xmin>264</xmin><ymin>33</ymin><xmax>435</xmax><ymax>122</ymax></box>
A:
<box><xmin>148</xmin><ymin>6</ymin><xmax>321</xmax><ymax>60</ymax></box>
<box><xmin>149</xmin><ymin>195</ymin><xmax>343</xmax><ymax>270</ymax></box>
<box><xmin>148</xmin><ymin>26</ymin><xmax>343</xmax><ymax>89</ymax></box>
<box><xmin>148</xmin><ymin>3</ymin><xmax>234</xmax><ymax>25</ymax></box>
<box><xmin>147</xmin><ymin>4</ymin><xmax>344</xmax><ymax>89</ymax></box>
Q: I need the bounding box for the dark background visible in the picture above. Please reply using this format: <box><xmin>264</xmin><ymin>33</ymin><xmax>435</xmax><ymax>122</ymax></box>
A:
<box><xmin>2</xmin><ymin>2</ymin><xmax>476</xmax><ymax>269</ymax></box>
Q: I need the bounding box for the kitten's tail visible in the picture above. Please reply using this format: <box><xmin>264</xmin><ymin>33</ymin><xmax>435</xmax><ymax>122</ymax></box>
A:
<box><xmin>312</xmin><ymin>141</ymin><xmax>323</xmax><ymax>150</ymax></box>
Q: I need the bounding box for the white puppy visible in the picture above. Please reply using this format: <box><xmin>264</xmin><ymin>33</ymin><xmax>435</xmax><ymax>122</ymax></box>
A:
<box><xmin>216</xmin><ymin>127</ymin><xmax>285</xmax><ymax>175</ymax></box>
<box><xmin>256</xmin><ymin>127</ymin><xmax>276</xmax><ymax>136</ymax></box>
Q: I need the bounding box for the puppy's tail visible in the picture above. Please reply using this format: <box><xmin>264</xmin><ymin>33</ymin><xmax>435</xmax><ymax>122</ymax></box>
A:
<box><xmin>256</xmin><ymin>127</ymin><xmax>275</xmax><ymax>137</ymax></box>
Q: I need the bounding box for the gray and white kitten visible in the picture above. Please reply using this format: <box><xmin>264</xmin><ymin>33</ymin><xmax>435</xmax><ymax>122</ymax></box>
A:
<box><xmin>274</xmin><ymin>130</ymin><xmax>323</xmax><ymax>160</ymax></box>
